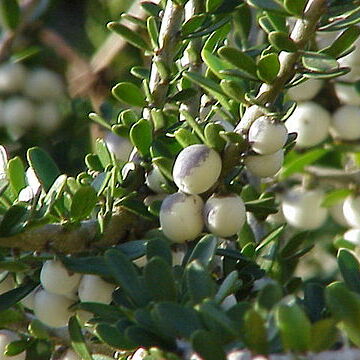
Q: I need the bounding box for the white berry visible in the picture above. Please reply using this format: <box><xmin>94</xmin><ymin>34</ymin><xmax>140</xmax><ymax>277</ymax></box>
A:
<box><xmin>334</xmin><ymin>83</ymin><xmax>360</xmax><ymax>106</ymax></box>
<box><xmin>3</xmin><ymin>97</ymin><xmax>36</xmax><ymax>130</ymax></box>
<box><xmin>173</xmin><ymin>144</ymin><xmax>222</xmax><ymax>194</ymax></box>
<box><xmin>40</xmin><ymin>260</ymin><xmax>81</xmax><ymax>297</ymax></box>
<box><xmin>287</xmin><ymin>79</ymin><xmax>323</xmax><ymax>102</ymax></box>
<box><xmin>344</xmin><ymin>229</ymin><xmax>360</xmax><ymax>246</ymax></box>
<box><xmin>0</xmin><ymin>63</ymin><xmax>27</xmax><ymax>94</ymax></box>
<box><xmin>0</xmin><ymin>330</ymin><xmax>25</xmax><ymax>360</ymax></box>
<box><xmin>24</xmin><ymin>68</ymin><xmax>64</xmax><ymax>100</ymax></box>
<box><xmin>248</xmin><ymin>116</ymin><xmax>288</xmax><ymax>155</ymax></box>
<box><xmin>78</xmin><ymin>275</ymin><xmax>115</xmax><ymax>304</ymax></box>
<box><xmin>36</xmin><ymin>102</ymin><xmax>62</xmax><ymax>133</ymax></box>
<box><xmin>245</xmin><ymin>150</ymin><xmax>284</xmax><ymax>178</ymax></box>
<box><xmin>203</xmin><ymin>193</ymin><xmax>246</xmax><ymax>237</ymax></box>
<box><xmin>34</xmin><ymin>289</ymin><xmax>74</xmax><ymax>328</ymax></box>
<box><xmin>331</xmin><ymin>105</ymin><xmax>360</xmax><ymax>140</ymax></box>
<box><xmin>285</xmin><ymin>101</ymin><xmax>330</xmax><ymax>148</ymax></box>
<box><xmin>145</xmin><ymin>166</ymin><xmax>167</xmax><ymax>194</ymax></box>
<box><xmin>104</xmin><ymin>132</ymin><xmax>133</xmax><ymax>162</ymax></box>
<box><xmin>329</xmin><ymin>200</ymin><xmax>349</xmax><ymax>227</ymax></box>
<box><xmin>159</xmin><ymin>192</ymin><xmax>204</xmax><ymax>243</ymax></box>
<box><xmin>281</xmin><ymin>187</ymin><xmax>328</xmax><ymax>230</ymax></box>
<box><xmin>343</xmin><ymin>195</ymin><xmax>360</xmax><ymax>228</ymax></box>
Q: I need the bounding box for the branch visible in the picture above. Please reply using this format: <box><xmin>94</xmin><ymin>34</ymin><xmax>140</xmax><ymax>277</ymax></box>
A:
<box><xmin>0</xmin><ymin>209</ymin><xmax>137</xmax><ymax>254</ymax></box>
<box><xmin>236</xmin><ymin>0</ymin><xmax>327</xmax><ymax>132</ymax></box>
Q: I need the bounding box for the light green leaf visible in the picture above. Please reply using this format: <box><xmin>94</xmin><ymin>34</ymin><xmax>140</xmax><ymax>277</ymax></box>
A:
<box><xmin>112</xmin><ymin>82</ymin><xmax>146</xmax><ymax>107</ymax></box>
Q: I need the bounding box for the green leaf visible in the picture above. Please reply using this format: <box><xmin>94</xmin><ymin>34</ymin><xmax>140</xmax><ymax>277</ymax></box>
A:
<box><xmin>70</xmin><ymin>186</ymin><xmax>97</xmax><ymax>221</ymax></box>
<box><xmin>7</xmin><ymin>157</ymin><xmax>25</xmax><ymax>196</ymax></box>
<box><xmin>147</xmin><ymin>16</ymin><xmax>159</xmax><ymax>49</ymax></box>
<box><xmin>28</xmin><ymin>319</ymin><xmax>50</xmax><ymax>340</ymax></box>
<box><xmin>187</xmin><ymin>234</ymin><xmax>218</xmax><ymax>266</ymax></box>
<box><xmin>152</xmin><ymin>157</ymin><xmax>174</xmax><ymax>181</ymax></box>
<box><xmin>112</xmin><ymin>82</ymin><xmax>146</xmax><ymax>107</ymax></box>
<box><xmin>69</xmin><ymin>316</ymin><xmax>93</xmax><ymax>360</ymax></box>
<box><xmin>310</xmin><ymin>318</ymin><xmax>338</xmax><ymax>352</ymax></box>
<box><xmin>85</xmin><ymin>154</ymin><xmax>104</xmax><ymax>172</ymax></box>
<box><xmin>119</xmin><ymin>109</ymin><xmax>139</xmax><ymax>126</ymax></box>
<box><xmin>152</xmin><ymin>302</ymin><xmax>202</xmax><ymax>338</ymax></box>
<box><xmin>257</xmin><ymin>53</ymin><xmax>280</xmax><ymax>83</ymax></box>
<box><xmin>27</xmin><ymin>147</ymin><xmax>60</xmax><ymax>192</ymax></box>
<box><xmin>302</xmin><ymin>52</ymin><xmax>338</xmax><ymax>72</ymax></box>
<box><xmin>247</xmin><ymin>0</ymin><xmax>286</xmax><ymax>14</ymax></box>
<box><xmin>191</xmin><ymin>330</ymin><xmax>226</xmax><ymax>360</ymax></box>
<box><xmin>125</xmin><ymin>326</ymin><xmax>168</xmax><ymax>348</ymax></box>
<box><xmin>325</xmin><ymin>281</ymin><xmax>360</xmax><ymax>346</ymax></box>
<box><xmin>215</xmin><ymin>270</ymin><xmax>242</xmax><ymax>304</ymax></box>
<box><xmin>130</xmin><ymin>119</ymin><xmax>153</xmax><ymax>157</ymax></box>
<box><xmin>284</xmin><ymin>0</ymin><xmax>306</xmax><ymax>16</ymax></box>
<box><xmin>183</xmin><ymin>71</ymin><xmax>231</xmax><ymax>111</ymax></box>
<box><xmin>338</xmin><ymin>249</ymin><xmax>360</xmax><ymax>294</ymax></box>
<box><xmin>0</xmin><ymin>205</ymin><xmax>28</xmax><ymax>236</ymax></box>
<box><xmin>185</xmin><ymin>261</ymin><xmax>217</xmax><ymax>304</ymax></box>
<box><xmin>0</xmin><ymin>281</ymin><xmax>38</xmax><ymax>311</ymax></box>
<box><xmin>257</xmin><ymin>283</ymin><xmax>283</xmax><ymax>310</ymax></box>
<box><xmin>174</xmin><ymin>128</ymin><xmax>201</xmax><ymax>148</ymax></box>
<box><xmin>105</xmin><ymin>248</ymin><xmax>150</xmax><ymax>307</ymax></box>
<box><xmin>95</xmin><ymin>139</ymin><xmax>112</xmax><ymax>168</ymax></box>
<box><xmin>220</xmin><ymin>79</ymin><xmax>246</xmax><ymax>103</ymax></box>
<box><xmin>144</xmin><ymin>257</ymin><xmax>177</xmax><ymax>301</ymax></box>
<box><xmin>96</xmin><ymin>323</ymin><xmax>135</xmax><ymax>350</ymax></box>
<box><xmin>321</xmin><ymin>188</ymin><xmax>352</xmax><ymax>207</ymax></box>
<box><xmin>88</xmin><ymin>113</ymin><xmax>112</xmax><ymax>131</ymax></box>
<box><xmin>279</xmin><ymin>148</ymin><xmax>328</xmax><ymax>179</ymax></box>
<box><xmin>268</xmin><ymin>31</ymin><xmax>298</xmax><ymax>52</ymax></box>
<box><xmin>146</xmin><ymin>238</ymin><xmax>172</xmax><ymax>265</ymax></box>
<box><xmin>276</xmin><ymin>302</ymin><xmax>311</xmax><ymax>352</ymax></box>
<box><xmin>60</xmin><ymin>256</ymin><xmax>112</xmax><ymax>278</ymax></box>
<box><xmin>107</xmin><ymin>22</ymin><xmax>151</xmax><ymax>51</ymax></box>
<box><xmin>206</xmin><ymin>0</ymin><xmax>224</xmax><ymax>12</ymax></box>
<box><xmin>180</xmin><ymin>109</ymin><xmax>206</xmax><ymax>143</ymax></box>
<box><xmin>181</xmin><ymin>14</ymin><xmax>207</xmax><ymax>36</ymax></box>
<box><xmin>321</xmin><ymin>26</ymin><xmax>360</xmax><ymax>57</ymax></box>
<box><xmin>0</xmin><ymin>0</ymin><xmax>20</xmax><ymax>30</ymax></box>
<box><xmin>119</xmin><ymin>198</ymin><xmax>154</xmax><ymax>220</ymax></box>
<box><xmin>243</xmin><ymin>309</ymin><xmax>268</xmax><ymax>354</ymax></box>
<box><xmin>256</xmin><ymin>225</ymin><xmax>286</xmax><ymax>252</ymax></box>
<box><xmin>4</xmin><ymin>339</ymin><xmax>30</xmax><ymax>356</ymax></box>
<box><xmin>218</xmin><ymin>46</ymin><xmax>257</xmax><ymax>79</ymax></box>
<box><xmin>204</xmin><ymin>123</ymin><xmax>227</xmax><ymax>152</ymax></box>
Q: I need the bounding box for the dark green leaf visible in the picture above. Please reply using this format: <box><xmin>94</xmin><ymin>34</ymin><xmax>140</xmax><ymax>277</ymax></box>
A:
<box><xmin>107</xmin><ymin>22</ymin><xmax>151</xmax><ymax>51</ymax></box>
<box><xmin>153</xmin><ymin>302</ymin><xmax>202</xmax><ymax>338</ymax></box>
<box><xmin>146</xmin><ymin>238</ymin><xmax>172</xmax><ymax>265</ymax></box>
<box><xmin>310</xmin><ymin>318</ymin><xmax>337</xmax><ymax>352</ymax></box>
<box><xmin>185</xmin><ymin>261</ymin><xmax>217</xmax><ymax>304</ymax></box>
<box><xmin>96</xmin><ymin>323</ymin><xmax>135</xmax><ymax>350</ymax></box>
<box><xmin>206</xmin><ymin>0</ymin><xmax>224</xmax><ymax>12</ymax></box>
<box><xmin>69</xmin><ymin>316</ymin><xmax>93</xmax><ymax>360</ymax></box>
<box><xmin>60</xmin><ymin>256</ymin><xmax>112</xmax><ymax>278</ymax></box>
<box><xmin>247</xmin><ymin>0</ymin><xmax>286</xmax><ymax>14</ymax></box>
<box><xmin>130</xmin><ymin>119</ymin><xmax>153</xmax><ymax>157</ymax></box>
<box><xmin>0</xmin><ymin>205</ymin><xmax>28</xmax><ymax>236</ymax></box>
<box><xmin>191</xmin><ymin>330</ymin><xmax>226</xmax><ymax>360</ymax></box>
<box><xmin>0</xmin><ymin>281</ymin><xmax>38</xmax><ymax>311</ymax></box>
<box><xmin>0</xmin><ymin>0</ymin><xmax>20</xmax><ymax>30</ymax></box>
<box><xmin>322</xmin><ymin>26</ymin><xmax>360</xmax><ymax>57</ymax></box>
<box><xmin>27</xmin><ymin>147</ymin><xmax>60</xmax><ymax>192</ymax></box>
<box><xmin>302</xmin><ymin>52</ymin><xmax>338</xmax><ymax>72</ymax></box>
<box><xmin>181</xmin><ymin>14</ymin><xmax>207</xmax><ymax>36</ymax></box>
<box><xmin>112</xmin><ymin>82</ymin><xmax>146</xmax><ymax>107</ymax></box>
<box><xmin>105</xmin><ymin>248</ymin><xmax>150</xmax><ymax>307</ymax></box>
<box><xmin>268</xmin><ymin>31</ymin><xmax>298</xmax><ymax>52</ymax></box>
<box><xmin>144</xmin><ymin>257</ymin><xmax>177</xmax><ymax>301</ymax></box>
<box><xmin>119</xmin><ymin>198</ymin><xmax>154</xmax><ymax>220</ymax></box>
<box><xmin>4</xmin><ymin>339</ymin><xmax>30</xmax><ymax>356</ymax></box>
<box><xmin>220</xmin><ymin>79</ymin><xmax>246</xmax><ymax>103</ymax></box>
<box><xmin>187</xmin><ymin>234</ymin><xmax>218</xmax><ymax>266</ymax></box>
<box><xmin>257</xmin><ymin>53</ymin><xmax>280</xmax><ymax>83</ymax></box>
<box><xmin>256</xmin><ymin>225</ymin><xmax>286</xmax><ymax>252</ymax></box>
<box><xmin>338</xmin><ymin>249</ymin><xmax>360</xmax><ymax>294</ymax></box>
<box><xmin>257</xmin><ymin>283</ymin><xmax>283</xmax><ymax>310</ymax></box>
<box><xmin>215</xmin><ymin>270</ymin><xmax>242</xmax><ymax>304</ymax></box>
<box><xmin>70</xmin><ymin>186</ymin><xmax>97</xmax><ymax>221</ymax></box>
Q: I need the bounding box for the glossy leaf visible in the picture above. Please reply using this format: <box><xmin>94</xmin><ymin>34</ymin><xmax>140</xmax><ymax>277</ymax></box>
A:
<box><xmin>27</xmin><ymin>147</ymin><xmax>60</xmax><ymax>192</ymax></box>
<box><xmin>204</xmin><ymin>123</ymin><xmax>227</xmax><ymax>152</ymax></box>
<box><xmin>69</xmin><ymin>316</ymin><xmax>93</xmax><ymax>360</ymax></box>
<box><xmin>284</xmin><ymin>0</ymin><xmax>306</xmax><ymax>16</ymax></box>
<box><xmin>112</xmin><ymin>82</ymin><xmax>146</xmax><ymax>107</ymax></box>
<box><xmin>7</xmin><ymin>157</ymin><xmax>25</xmax><ymax>196</ymax></box>
<box><xmin>0</xmin><ymin>205</ymin><xmax>28</xmax><ymax>236</ymax></box>
<box><xmin>269</xmin><ymin>31</ymin><xmax>298</xmax><ymax>52</ymax></box>
<box><xmin>187</xmin><ymin>234</ymin><xmax>218</xmax><ymax>266</ymax></box>
<box><xmin>247</xmin><ymin>0</ymin><xmax>286</xmax><ymax>14</ymax></box>
<box><xmin>338</xmin><ymin>249</ymin><xmax>360</xmax><ymax>294</ymax></box>
<box><xmin>130</xmin><ymin>119</ymin><xmax>153</xmax><ymax>157</ymax></box>
<box><xmin>322</xmin><ymin>26</ymin><xmax>360</xmax><ymax>57</ymax></box>
<box><xmin>174</xmin><ymin>128</ymin><xmax>201</xmax><ymax>148</ymax></box>
<box><xmin>107</xmin><ymin>22</ymin><xmax>151</xmax><ymax>51</ymax></box>
<box><xmin>215</xmin><ymin>270</ymin><xmax>242</xmax><ymax>304</ymax></box>
<box><xmin>302</xmin><ymin>52</ymin><xmax>338</xmax><ymax>72</ymax></box>
<box><xmin>0</xmin><ymin>281</ymin><xmax>38</xmax><ymax>311</ymax></box>
<box><xmin>257</xmin><ymin>53</ymin><xmax>280</xmax><ymax>83</ymax></box>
